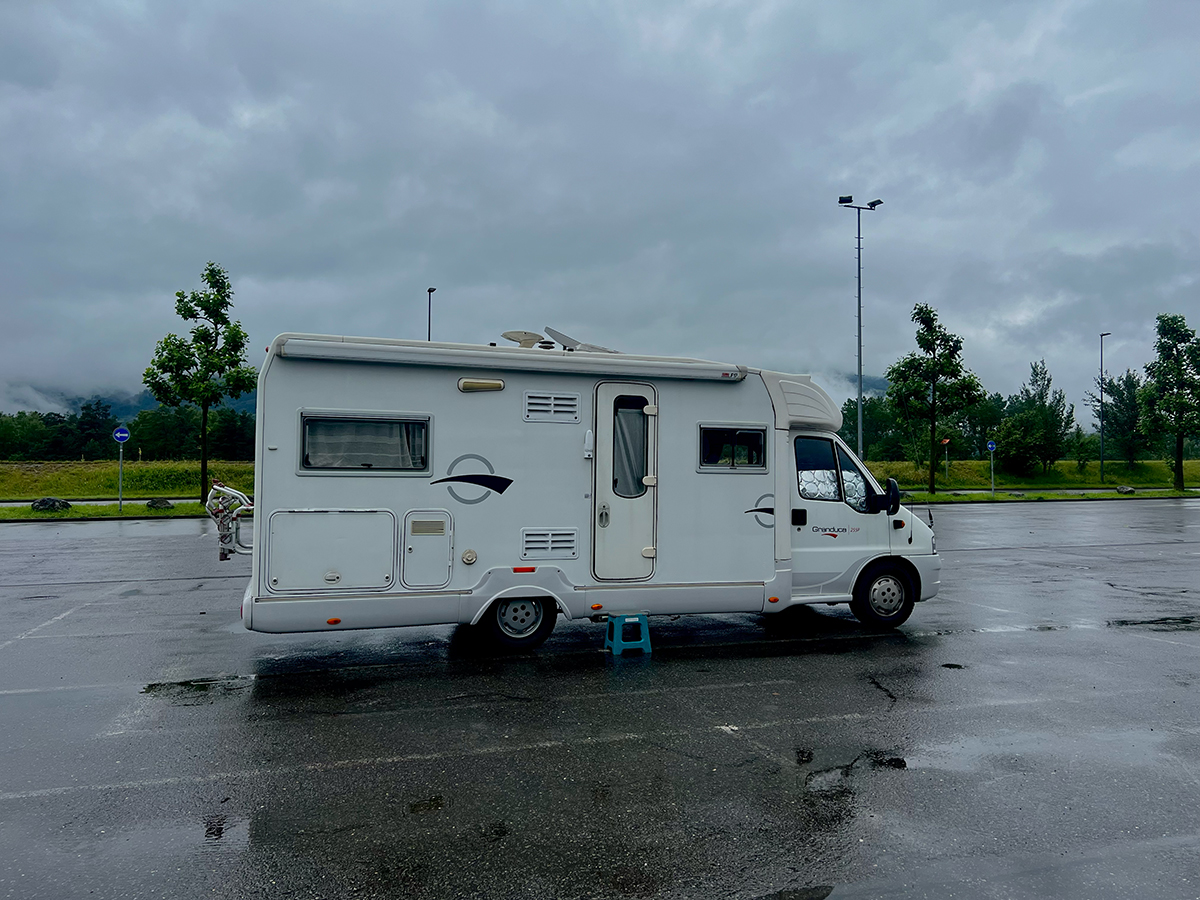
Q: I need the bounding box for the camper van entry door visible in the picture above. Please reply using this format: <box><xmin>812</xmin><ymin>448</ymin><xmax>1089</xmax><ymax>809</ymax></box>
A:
<box><xmin>593</xmin><ymin>382</ymin><xmax>657</xmax><ymax>580</ymax></box>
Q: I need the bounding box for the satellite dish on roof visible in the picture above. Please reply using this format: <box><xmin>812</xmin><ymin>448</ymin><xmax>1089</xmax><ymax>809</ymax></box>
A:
<box><xmin>501</xmin><ymin>330</ymin><xmax>544</xmax><ymax>349</ymax></box>
<box><xmin>543</xmin><ymin>326</ymin><xmax>619</xmax><ymax>354</ymax></box>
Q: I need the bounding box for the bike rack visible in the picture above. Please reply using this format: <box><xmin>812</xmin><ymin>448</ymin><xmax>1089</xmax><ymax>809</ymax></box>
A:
<box><xmin>206</xmin><ymin>479</ymin><xmax>254</xmax><ymax>561</ymax></box>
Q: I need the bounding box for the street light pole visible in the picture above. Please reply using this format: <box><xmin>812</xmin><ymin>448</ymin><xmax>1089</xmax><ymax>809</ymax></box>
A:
<box><xmin>1100</xmin><ymin>331</ymin><xmax>1111</xmax><ymax>483</ymax></box>
<box><xmin>839</xmin><ymin>196</ymin><xmax>882</xmax><ymax>458</ymax></box>
<box><xmin>427</xmin><ymin>287</ymin><xmax>436</xmax><ymax>341</ymax></box>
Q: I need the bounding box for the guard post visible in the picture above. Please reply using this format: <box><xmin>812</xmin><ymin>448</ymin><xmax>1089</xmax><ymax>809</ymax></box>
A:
<box><xmin>113</xmin><ymin>426</ymin><xmax>130</xmax><ymax>512</ymax></box>
<box><xmin>987</xmin><ymin>439</ymin><xmax>996</xmax><ymax>498</ymax></box>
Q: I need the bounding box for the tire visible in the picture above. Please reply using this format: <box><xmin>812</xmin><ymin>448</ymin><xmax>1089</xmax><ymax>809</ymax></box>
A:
<box><xmin>850</xmin><ymin>562</ymin><xmax>915</xmax><ymax>630</ymax></box>
<box><xmin>483</xmin><ymin>596</ymin><xmax>557</xmax><ymax>651</ymax></box>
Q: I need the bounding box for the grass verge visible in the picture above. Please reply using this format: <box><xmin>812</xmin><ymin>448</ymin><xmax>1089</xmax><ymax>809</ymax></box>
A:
<box><xmin>902</xmin><ymin>490</ymin><xmax>1196</xmax><ymax>504</ymax></box>
<box><xmin>0</xmin><ymin>460</ymin><xmax>253</xmax><ymax>501</ymax></box>
<box><xmin>867</xmin><ymin>458</ymin><xmax>1200</xmax><ymax>491</ymax></box>
<box><xmin>0</xmin><ymin>502</ymin><xmax>211</xmax><ymax>521</ymax></box>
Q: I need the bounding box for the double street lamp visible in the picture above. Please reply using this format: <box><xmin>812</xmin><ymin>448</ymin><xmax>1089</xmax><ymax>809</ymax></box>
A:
<box><xmin>839</xmin><ymin>195</ymin><xmax>883</xmax><ymax>458</ymax></box>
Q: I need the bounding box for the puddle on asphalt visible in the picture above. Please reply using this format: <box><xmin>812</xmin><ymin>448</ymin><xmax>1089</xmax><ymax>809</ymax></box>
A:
<box><xmin>907</xmin><ymin>729</ymin><xmax>1166</xmax><ymax>772</ymax></box>
<box><xmin>142</xmin><ymin>674</ymin><xmax>253</xmax><ymax>705</ymax></box>
<box><xmin>409</xmin><ymin>795</ymin><xmax>444</xmax><ymax>815</ymax></box>
<box><xmin>1107</xmin><ymin>615</ymin><xmax>1199</xmax><ymax>632</ymax></box>
<box><xmin>87</xmin><ymin>816</ymin><xmax>249</xmax><ymax>859</ymax></box>
<box><xmin>756</xmin><ymin>888</ymin><xmax>834</xmax><ymax>900</ymax></box>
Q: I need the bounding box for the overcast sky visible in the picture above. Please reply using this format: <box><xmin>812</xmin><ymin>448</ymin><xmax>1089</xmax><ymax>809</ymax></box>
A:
<box><xmin>2</xmin><ymin>1</ymin><xmax>1197</xmax><ymax>421</ymax></box>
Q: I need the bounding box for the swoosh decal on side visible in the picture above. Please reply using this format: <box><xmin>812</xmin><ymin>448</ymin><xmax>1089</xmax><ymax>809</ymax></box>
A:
<box><xmin>743</xmin><ymin>507</ymin><xmax>775</xmax><ymax>515</ymax></box>
<box><xmin>432</xmin><ymin>474</ymin><xmax>514</xmax><ymax>494</ymax></box>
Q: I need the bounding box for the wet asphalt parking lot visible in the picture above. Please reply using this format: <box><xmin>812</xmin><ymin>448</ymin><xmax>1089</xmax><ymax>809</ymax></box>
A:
<box><xmin>2</xmin><ymin>500</ymin><xmax>1199</xmax><ymax>900</ymax></box>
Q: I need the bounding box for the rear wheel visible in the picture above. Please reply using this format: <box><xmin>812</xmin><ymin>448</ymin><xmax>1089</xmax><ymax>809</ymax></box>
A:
<box><xmin>850</xmin><ymin>562</ymin><xmax>915</xmax><ymax>630</ymax></box>
<box><xmin>484</xmin><ymin>596</ymin><xmax>557</xmax><ymax>650</ymax></box>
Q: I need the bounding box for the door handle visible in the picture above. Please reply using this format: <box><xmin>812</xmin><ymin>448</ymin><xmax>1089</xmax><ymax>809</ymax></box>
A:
<box><xmin>598</xmin><ymin>502</ymin><xmax>610</xmax><ymax>528</ymax></box>
<box><xmin>792</xmin><ymin>509</ymin><xmax>807</xmax><ymax>527</ymax></box>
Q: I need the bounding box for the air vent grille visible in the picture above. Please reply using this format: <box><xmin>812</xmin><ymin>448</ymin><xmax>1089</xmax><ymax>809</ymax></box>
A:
<box><xmin>410</xmin><ymin>520</ymin><xmax>446</xmax><ymax>535</ymax></box>
<box><xmin>524</xmin><ymin>391</ymin><xmax>581</xmax><ymax>423</ymax></box>
<box><xmin>521</xmin><ymin>528</ymin><xmax>579</xmax><ymax>560</ymax></box>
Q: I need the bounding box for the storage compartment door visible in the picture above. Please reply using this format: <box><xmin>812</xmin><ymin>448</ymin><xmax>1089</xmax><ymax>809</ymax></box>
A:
<box><xmin>402</xmin><ymin>510</ymin><xmax>453</xmax><ymax>588</ymax></box>
<box><xmin>267</xmin><ymin>510</ymin><xmax>397</xmax><ymax>592</ymax></box>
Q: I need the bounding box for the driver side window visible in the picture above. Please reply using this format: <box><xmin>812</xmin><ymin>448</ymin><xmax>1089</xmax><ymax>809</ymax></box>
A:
<box><xmin>794</xmin><ymin>437</ymin><xmax>841</xmax><ymax>501</ymax></box>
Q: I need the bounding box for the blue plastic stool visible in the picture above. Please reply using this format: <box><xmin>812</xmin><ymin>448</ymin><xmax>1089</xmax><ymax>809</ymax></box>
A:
<box><xmin>604</xmin><ymin>612</ymin><xmax>652</xmax><ymax>656</ymax></box>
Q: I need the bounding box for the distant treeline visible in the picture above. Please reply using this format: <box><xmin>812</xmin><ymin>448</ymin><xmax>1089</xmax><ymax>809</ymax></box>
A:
<box><xmin>0</xmin><ymin>399</ymin><xmax>254</xmax><ymax>461</ymax></box>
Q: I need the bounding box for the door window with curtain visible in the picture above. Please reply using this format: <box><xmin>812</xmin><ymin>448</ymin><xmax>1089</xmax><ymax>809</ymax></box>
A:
<box><xmin>612</xmin><ymin>396</ymin><xmax>648</xmax><ymax>498</ymax></box>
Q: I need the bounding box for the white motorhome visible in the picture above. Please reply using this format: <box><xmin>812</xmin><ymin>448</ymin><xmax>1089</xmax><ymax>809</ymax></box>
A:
<box><xmin>207</xmin><ymin>330</ymin><xmax>939</xmax><ymax>649</ymax></box>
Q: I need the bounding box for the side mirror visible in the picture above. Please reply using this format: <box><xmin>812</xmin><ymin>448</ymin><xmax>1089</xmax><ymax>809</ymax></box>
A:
<box><xmin>868</xmin><ymin>477</ymin><xmax>902</xmax><ymax>515</ymax></box>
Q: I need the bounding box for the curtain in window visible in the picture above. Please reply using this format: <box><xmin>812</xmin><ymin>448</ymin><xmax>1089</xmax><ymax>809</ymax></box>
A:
<box><xmin>305</xmin><ymin>420</ymin><xmax>426</xmax><ymax>469</ymax></box>
<box><xmin>612</xmin><ymin>401</ymin><xmax>647</xmax><ymax>498</ymax></box>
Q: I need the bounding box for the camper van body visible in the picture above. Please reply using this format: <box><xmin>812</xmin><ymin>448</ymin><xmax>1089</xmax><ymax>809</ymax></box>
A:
<box><xmin>225</xmin><ymin>333</ymin><xmax>939</xmax><ymax>643</ymax></box>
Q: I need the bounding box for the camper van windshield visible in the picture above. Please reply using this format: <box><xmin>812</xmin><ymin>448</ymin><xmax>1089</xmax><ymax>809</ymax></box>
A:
<box><xmin>303</xmin><ymin>417</ymin><xmax>428</xmax><ymax>471</ymax></box>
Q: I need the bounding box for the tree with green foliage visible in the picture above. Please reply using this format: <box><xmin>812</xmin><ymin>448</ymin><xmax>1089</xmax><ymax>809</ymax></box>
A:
<box><xmin>77</xmin><ymin>398</ymin><xmax>119</xmax><ymax>460</ymax></box>
<box><xmin>0</xmin><ymin>411</ymin><xmax>50</xmax><ymax>460</ymax></box>
<box><xmin>1140</xmin><ymin>313</ymin><xmax>1200</xmax><ymax>491</ymax></box>
<box><xmin>208</xmin><ymin>408</ymin><xmax>256</xmax><ymax>461</ymax></box>
<box><xmin>127</xmin><ymin>405</ymin><xmax>202</xmax><ymax>461</ymax></box>
<box><xmin>837</xmin><ymin>395</ymin><xmax>909</xmax><ymax>460</ymax></box>
<box><xmin>1069</xmin><ymin>424</ymin><xmax>1098</xmax><ymax>472</ymax></box>
<box><xmin>993</xmin><ymin>410</ymin><xmax>1041</xmax><ymax>475</ymax></box>
<box><xmin>1085</xmin><ymin>368</ymin><xmax>1147</xmax><ymax>467</ymax></box>
<box><xmin>885</xmin><ymin>304</ymin><xmax>984</xmax><ymax>492</ymax></box>
<box><xmin>959</xmin><ymin>392</ymin><xmax>1006</xmax><ymax>459</ymax></box>
<box><xmin>144</xmin><ymin>263</ymin><xmax>258</xmax><ymax>500</ymax></box>
<box><xmin>1006</xmin><ymin>360</ymin><xmax>1075</xmax><ymax>473</ymax></box>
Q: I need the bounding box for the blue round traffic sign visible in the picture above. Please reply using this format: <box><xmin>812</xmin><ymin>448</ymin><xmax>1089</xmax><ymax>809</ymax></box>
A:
<box><xmin>113</xmin><ymin>426</ymin><xmax>130</xmax><ymax>443</ymax></box>
<box><xmin>987</xmin><ymin>440</ymin><xmax>996</xmax><ymax>452</ymax></box>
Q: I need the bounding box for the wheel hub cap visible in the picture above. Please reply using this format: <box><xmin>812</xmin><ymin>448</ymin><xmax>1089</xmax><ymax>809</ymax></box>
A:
<box><xmin>869</xmin><ymin>576</ymin><xmax>905</xmax><ymax>616</ymax></box>
<box><xmin>497</xmin><ymin>599</ymin><xmax>542</xmax><ymax>637</ymax></box>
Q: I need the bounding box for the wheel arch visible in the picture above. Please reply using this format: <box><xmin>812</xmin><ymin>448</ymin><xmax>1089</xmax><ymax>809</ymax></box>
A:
<box><xmin>854</xmin><ymin>555</ymin><xmax>921</xmax><ymax>599</ymax></box>
<box><xmin>468</xmin><ymin>585</ymin><xmax>569</xmax><ymax>626</ymax></box>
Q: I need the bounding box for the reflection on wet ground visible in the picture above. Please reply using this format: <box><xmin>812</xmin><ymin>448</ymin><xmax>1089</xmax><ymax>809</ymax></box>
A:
<box><xmin>3</xmin><ymin>501</ymin><xmax>1200</xmax><ymax>898</ymax></box>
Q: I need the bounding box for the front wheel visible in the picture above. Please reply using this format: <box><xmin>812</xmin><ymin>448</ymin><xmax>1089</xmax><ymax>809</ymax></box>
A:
<box><xmin>850</xmin><ymin>562</ymin><xmax>915</xmax><ymax>630</ymax></box>
<box><xmin>483</xmin><ymin>596</ymin><xmax>557</xmax><ymax>651</ymax></box>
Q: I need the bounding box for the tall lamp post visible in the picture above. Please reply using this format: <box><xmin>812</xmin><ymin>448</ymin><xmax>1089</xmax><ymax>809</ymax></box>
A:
<box><xmin>427</xmin><ymin>287</ymin><xmax>436</xmax><ymax>341</ymax></box>
<box><xmin>1099</xmin><ymin>331</ymin><xmax>1111</xmax><ymax>483</ymax></box>
<box><xmin>839</xmin><ymin>195</ymin><xmax>883</xmax><ymax>458</ymax></box>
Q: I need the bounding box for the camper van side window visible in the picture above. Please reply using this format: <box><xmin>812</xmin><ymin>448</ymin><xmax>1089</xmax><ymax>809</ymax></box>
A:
<box><xmin>836</xmin><ymin>445</ymin><xmax>871</xmax><ymax>513</ymax></box>
<box><xmin>794</xmin><ymin>437</ymin><xmax>841</xmax><ymax>502</ymax></box>
<box><xmin>699</xmin><ymin>428</ymin><xmax>766</xmax><ymax>470</ymax></box>
<box><xmin>302</xmin><ymin>417</ymin><xmax>429</xmax><ymax>471</ymax></box>
<box><xmin>612</xmin><ymin>396</ymin><xmax>648</xmax><ymax>498</ymax></box>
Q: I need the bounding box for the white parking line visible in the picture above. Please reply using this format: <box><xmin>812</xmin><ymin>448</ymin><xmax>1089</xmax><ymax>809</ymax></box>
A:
<box><xmin>1129</xmin><ymin>633</ymin><xmax>1200</xmax><ymax>650</ymax></box>
<box><xmin>0</xmin><ymin>604</ymin><xmax>89</xmax><ymax>651</ymax></box>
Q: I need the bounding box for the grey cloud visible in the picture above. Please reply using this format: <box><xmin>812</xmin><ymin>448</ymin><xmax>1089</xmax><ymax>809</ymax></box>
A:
<box><xmin>1</xmin><ymin>1</ymin><xmax>1197</xmax><ymax>417</ymax></box>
